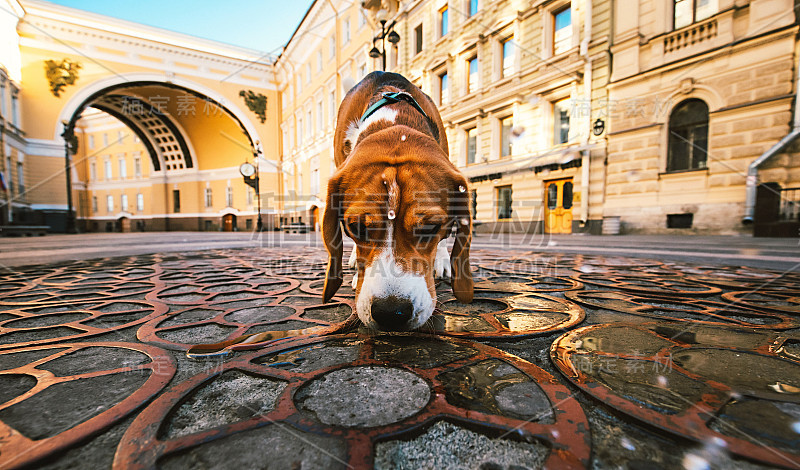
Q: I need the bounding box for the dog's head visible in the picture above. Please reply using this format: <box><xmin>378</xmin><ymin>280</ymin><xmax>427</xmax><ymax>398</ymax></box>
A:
<box><xmin>321</xmin><ymin>128</ymin><xmax>473</xmax><ymax>330</ymax></box>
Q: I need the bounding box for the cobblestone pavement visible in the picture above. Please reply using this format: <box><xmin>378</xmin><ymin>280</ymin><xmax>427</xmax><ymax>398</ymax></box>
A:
<box><xmin>0</xmin><ymin>247</ymin><xmax>798</xmax><ymax>469</ymax></box>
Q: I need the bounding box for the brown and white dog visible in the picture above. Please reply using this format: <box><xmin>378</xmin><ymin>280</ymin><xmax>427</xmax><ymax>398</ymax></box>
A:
<box><xmin>321</xmin><ymin>71</ymin><xmax>474</xmax><ymax>331</ymax></box>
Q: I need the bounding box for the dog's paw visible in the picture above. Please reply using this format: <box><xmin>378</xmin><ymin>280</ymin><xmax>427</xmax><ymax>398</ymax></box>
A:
<box><xmin>348</xmin><ymin>246</ymin><xmax>357</xmax><ymax>269</ymax></box>
<box><xmin>434</xmin><ymin>239</ymin><xmax>451</xmax><ymax>278</ymax></box>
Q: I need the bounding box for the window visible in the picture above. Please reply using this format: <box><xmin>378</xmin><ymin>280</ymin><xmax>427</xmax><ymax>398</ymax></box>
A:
<box><xmin>674</xmin><ymin>0</ymin><xmax>718</xmax><ymax>29</ymax></box>
<box><xmin>118</xmin><ymin>156</ymin><xmax>126</xmax><ymax>179</ymax></box>
<box><xmin>467</xmin><ymin>56</ymin><xmax>478</xmax><ymax>94</ymax></box>
<box><xmin>90</xmin><ymin>161</ymin><xmax>97</xmax><ymax>181</ymax></box>
<box><xmin>316</xmin><ymin>51</ymin><xmax>323</xmax><ymax>72</ymax></box>
<box><xmin>438</xmin><ymin>71</ymin><xmax>449</xmax><ymax>105</ymax></box>
<box><xmin>297</xmin><ymin>75</ymin><xmax>302</xmax><ymax>94</ymax></box>
<box><xmin>467</xmin><ymin>127</ymin><xmax>477</xmax><ymax>164</ymax></box>
<box><xmin>667</xmin><ymin>99</ymin><xmax>709</xmax><ymax>172</ymax></box>
<box><xmin>311</xmin><ymin>167</ymin><xmax>320</xmax><ymax>196</ymax></box>
<box><xmin>470</xmin><ymin>189</ymin><xmax>477</xmax><ymax>219</ymax></box>
<box><xmin>329</xmin><ymin>91</ymin><xmax>337</xmax><ymax>128</ymax></box>
<box><xmin>317</xmin><ymin>101</ymin><xmax>323</xmax><ymax>134</ymax></box>
<box><xmin>439</xmin><ymin>5</ymin><xmax>448</xmax><ymax>37</ymax></box>
<box><xmin>134</xmin><ymin>155</ymin><xmax>142</xmax><ymax>178</ymax></box>
<box><xmin>358</xmin><ymin>63</ymin><xmax>366</xmax><ymax>79</ymax></box>
<box><xmin>10</xmin><ymin>91</ymin><xmax>18</xmax><ymax>127</ymax></box>
<box><xmin>307</xmin><ymin>110</ymin><xmax>313</xmax><ymax>137</ymax></box>
<box><xmin>414</xmin><ymin>24</ymin><xmax>423</xmax><ymax>55</ymax></box>
<box><xmin>343</xmin><ymin>18</ymin><xmax>351</xmax><ymax>44</ymax></box>
<box><xmin>298</xmin><ymin>118</ymin><xmax>304</xmax><ymax>146</ymax></box>
<box><xmin>497</xmin><ymin>185</ymin><xmax>512</xmax><ymax>219</ymax></box>
<box><xmin>102</xmin><ymin>133</ymin><xmax>108</xmax><ymax>147</ymax></box>
<box><xmin>226</xmin><ymin>186</ymin><xmax>233</xmax><ymax>206</ymax></box>
<box><xmin>92</xmin><ymin>196</ymin><xmax>98</xmax><ymax>213</ymax></box>
<box><xmin>16</xmin><ymin>162</ymin><xmax>23</xmax><ymax>192</ymax></box>
<box><xmin>329</xmin><ymin>35</ymin><xmax>336</xmax><ymax>59</ymax></box>
<box><xmin>500</xmin><ymin>116</ymin><xmax>513</xmax><ymax>157</ymax></box>
<box><xmin>121</xmin><ymin>194</ymin><xmax>128</xmax><ymax>211</ymax></box>
<box><xmin>173</xmin><ymin>190</ymin><xmax>181</xmax><ymax>213</ymax></box>
<box><xmin>553</xmin><ymin>6</ymin><xmax>572</xmax><ymax>55</ymax></box>
<box><xmin>563</xmin><ymin>181</ymin><xmax>573</xmax><ymax>210</ymax></box>
<box><xmin>205</xmin><ymin>188</ymin><xmax>213</xmax><ymax>207</ymax></box>
<box><xmin>117</xmin><ymin>131</ymin><xmax>124</xmax><ymax>143</ymax></box>
<box><xmin>106</xmin><ymin>195</ymin><xmax>114</xmax><ymax>212</ymax></box>
<box><xmin>554</xmin><ymin>99</ymin><xmax>571</xmax><ymax>145</ymax></box>
<box><xmin>89</xmin><ymin>135</ymin><xmax>95</xmax><ymax>149</ymax></box>
<box><xmin>0</xmin><ymin>79</ymin><xmax>5</xmax><ymax>116</ymax></box>
<box><xmin>469</xmin><ymin>0</ymin><xmax>479</xmax><ymax>16</ymax></box>
<box><xmin>305</xmin><ymin>64</ymin><xmax>311</xmax><ymax>84</ymax></box>
<box><xmin>104</xmin><ymin>158</ymin><xmax>112</xmax><ymax>180</ymax></box>
<box><xmin>501</xmin><ymin>36</ymin><xmax>514</xmax><ymax>78</ymax></box>
<box><xmin>137</xmin><ymin>193</ymin><xmax>144</xmax><ymax>211</ymax></box>
<box><xmin>359</xmin><ymin>10</ymin><xmax>366</xmax><ymax>27</ymax></box>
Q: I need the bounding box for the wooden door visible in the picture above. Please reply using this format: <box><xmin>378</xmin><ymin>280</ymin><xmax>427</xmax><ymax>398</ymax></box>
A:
<box><xmin>222</xmin><ymin>214</ymin><xmax>235</xmax><ymax>232</ymax></box>
<box><xmin>544</xmin><ymin>178</ymin><xmax>574</xmax><ymax>234</ymax></box>
<box><xmin>119</xmin><ymin>217</ymin><xmax>131</xmax><ymax>233</ymax></box>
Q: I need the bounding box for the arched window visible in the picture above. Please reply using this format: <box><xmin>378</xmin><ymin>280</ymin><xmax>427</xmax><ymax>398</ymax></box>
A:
<box><xmin>667</xmin><ymin>99</ymin><xmax>708</xmax><ymax>172</ymax></box>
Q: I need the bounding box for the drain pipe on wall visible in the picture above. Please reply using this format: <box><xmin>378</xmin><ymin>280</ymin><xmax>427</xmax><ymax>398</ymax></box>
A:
<box><xmin>580</xmin><ymin>0</ymin><xmax>593</xmax><ymax>227</ymax></box>
<box><xmin>742</xmin><ymin>51</ymin><xmax>800</xmax><ymax>224</ymax></box>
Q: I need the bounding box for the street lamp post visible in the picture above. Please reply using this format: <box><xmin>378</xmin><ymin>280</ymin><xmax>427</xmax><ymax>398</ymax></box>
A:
<box><xmin>239</xmin><ymin>141</ymin><xmax>263</xmax><ymax>232</ymax></box>
<box><xmin>368</xmin><ymin>9</ymin><xmax>400</xmax><ymax>71</ymax></box>
<box><xmin>60</xmin><ymin>121</ymin><xmax>76</xmax><ymax>233</ymax></box>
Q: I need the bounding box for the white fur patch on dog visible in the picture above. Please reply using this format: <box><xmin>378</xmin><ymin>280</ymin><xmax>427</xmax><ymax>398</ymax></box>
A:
<box><xmin>355</xmin><ymin>225</ymin><xmax>435</xmax><ymax>330</ymax></box>
<box><xmin>349</xmin><ymin>246</ymin><xmax>358</xmax><ymax>288</ymax></box>
<box><xmin>434</xmin><ymin>238</ymin><xmax>451</xmax><ymax>278</ymax></box>
<box><xmin>344</xmin><ymin>107</ymin><xmax>398</xmax><ymax>154</ymax></box>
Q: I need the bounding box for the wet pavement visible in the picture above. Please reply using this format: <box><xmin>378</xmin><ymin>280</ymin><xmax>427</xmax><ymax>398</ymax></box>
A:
<box><xmin>0</xmin><ymin>246</ymin><xmax>798</xmax><ymax>469</ymax></box>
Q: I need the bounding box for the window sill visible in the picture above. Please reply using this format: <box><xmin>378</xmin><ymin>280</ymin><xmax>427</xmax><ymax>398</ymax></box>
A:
<box><xmin>658</xmin><ymin>168</ymin><xmax>709</xmax><ymax>179</ymax></box>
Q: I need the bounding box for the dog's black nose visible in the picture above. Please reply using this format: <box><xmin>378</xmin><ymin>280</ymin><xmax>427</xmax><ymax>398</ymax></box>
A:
<box><xmin>371</xmin><ymin>296</ymin><xmax>414</xmax><ymax>330</ymax></box>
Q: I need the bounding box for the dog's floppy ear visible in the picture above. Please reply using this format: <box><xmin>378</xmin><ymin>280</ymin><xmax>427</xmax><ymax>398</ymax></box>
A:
<box><xmin>322</xmin><ymin>175</ymin><xmax>343</xmax><ymax>302</ymax></box>
<box><xmin>449</xmin><ymin>177</ymin><xmax>473</xmax><ymax>303</ymax></box>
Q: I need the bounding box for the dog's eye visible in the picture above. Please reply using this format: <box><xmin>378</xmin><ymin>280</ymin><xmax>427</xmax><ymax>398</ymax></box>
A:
<box><xmin>413</xmin><ymin>223</ymin><xmax>441</xmax><ymax>244</ymax></box>
<box><xmin>345</xmin><ymin>221</ymin><xmax>368</xmax><ymax>241</ymax></box>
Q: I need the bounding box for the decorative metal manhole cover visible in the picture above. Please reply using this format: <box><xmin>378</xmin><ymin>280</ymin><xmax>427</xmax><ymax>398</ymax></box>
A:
<box><xmin>0</xmin><ymin>342</ymin><xmax>175</xmax><ymax>469</ymax></box>
<box><xmin>721</xmin><ymin>290</ymin><xmax>800</xmax><ymax>314</ymax></box>
<box><xmin>572</xmin><ymin>273</ymin><xmax>721</xmax><ymax>296</ymax></box>
<box><xmin>114</xmin><ymin>333</ymin><xmax>590</xmax><ymax>469</ymax></box>
<box><xmin>550</xmin><ymin>322</ymin><xmax>800</xmax><ymax>468</ymax></box>
<box><xmin>565</xmin><ymin>290</ymin><xmax>800</xmax><ymax>329</ymax></box>
<box><xmin>430</xmin><ymin>292</ymin><xmax>585</xmax><ymax>338</ymax></box>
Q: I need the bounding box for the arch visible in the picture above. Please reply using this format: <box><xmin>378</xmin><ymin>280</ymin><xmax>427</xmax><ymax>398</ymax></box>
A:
<box><xmin>659</xmin><ymin>84</ymin><xmax>723</xmax><ymax>124</ymax></box>
<box><xmin>667</xmin><ymin>98</ymin><xmax>709</xmax><ymax>172</ymax></box>
<box><xmin>55</xmin><ymin>73</ymin><xmax>263</xmax><ymax>150</ymax></box>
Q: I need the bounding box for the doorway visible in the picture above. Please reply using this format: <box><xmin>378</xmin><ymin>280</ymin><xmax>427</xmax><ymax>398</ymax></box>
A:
<box><xmin>116</xmin><ymin>217</ymin><xmax>131</xmax><ymax>233</ymax></box>
<box><xmin>544</xmin><ymin>178</ymin><xmax>573</xmax><ymax>234</ymax></box>
<box><xmin>222</xmin><ymin>214</ymin><xmax>236</xmax><ymax>232</ymax></box>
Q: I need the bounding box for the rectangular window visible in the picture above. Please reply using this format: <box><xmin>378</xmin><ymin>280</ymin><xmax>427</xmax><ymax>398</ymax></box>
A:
<box><xmin>414</xmin><ymin>24</ymin><xmax>423</xmax><ymax>55</ymax></box>
<box><xmin>121</xmin><ymin>194</ymin><xmax>128</xmax><ymax>211</ymax></box>
<box><xmin>502</xmin><ymin>37</ymin><xmax>514</xmax><ymax>78</ymax></box>
<box><xmin>117</xmin><ymin>130</ymin><xmax>124</xmax><ymax>143</ymax></box>
<box><xmin>343</xmin><ymin>18</ymin><xmax>351</xmax><ymax>44</ymax></box>
<box><xmin>104</xmin><ymin>158</ymin><xmax>112</xmax><ymax>180</ymax></box>
<box><xmin>134</xmin><ymin>155</ymin><xmax>142</xmax><ymax>178</ymax></box>
<box><xmin>317</xmin><ymin>101</ymin><xmax>323</xmax><ymax>134</ymax></box>
<box><xmin>467</xmin><ymin>127</ymin><xmax>477</xmax><ymax>164</ymax></box>
<box><xmin>469</xmin><ymin>0</ymin><xmax>479</xmax><ymax>16</ymax></box>
<box><xmin>173</xmin><ymin>190</ymin><xmax>180</xmax><ymax>213</ymax></box>
<box><xmin>102</xmin><ymin>133</ymin><xmax>108</xmax><ymax>147</ymax></box>
<box><xmin>500</xmin><ymin>116</ymin><xmax>513</xmax><ymax>157</ymax></box>
<box><xmin>118</xmin><ymin>157</ymin><xmax>126</xmax><ymax>179</ymax></box>
<box><xmin>137</xmin><ymin>193</ymin><xmax>144</xmax><ymax>211</ymax></box>
<box><xmin>16</xmin><ymin>162</ymin><xmax>23</xmax><ymax>192</ymax></box>
<box><xmin>90</xmin><ymin>161</ymin><xmax>97</xmax><ymax>181</ymax></box>
<box><xmin>205</xmin><ymin>188</ymin><xmax>213</xmax><ymax>207</ymax></box>
<box><xmin>92</xmin><ymin>196</ymin><xmax>98</xmax><ymax>213</ymax></box>
<box><xmin>107</xmin><ymin>195</ymin><xmax>114</xmax><ymax>213</ymax></box>
<box><xmin>467</xmin><ymin>56</ymin><xmax>478</xmax><ymax>94</ymax></box>
<box><xmin>298</xmin><ymin>118</ymin><xmax>304</xmax><ymax>146</ymax></box>
<box><xmin>496</xmin><ymin>185</ymin><xmax>512</xmax><ymax>219</ymax></box>
<box><xmin>316</xmin><ymin>51</ymin><xmax>322</xmax><ymax>72</ymax></box>
<box><xmin>226</xmin><ymin>186</ymin><xmax>233</xmax><ymax>207</ymax></box>
<box><xmin>439</xmin><ymin>6</ymin><xmax>448</xmax><ymax>37</ymax></box>
<box><xmin>674</xmin><ymin>0</ymin><xmax>717</xmax><ymax>29</ymax></box>
<box><xmin>330</xmin><ymin>35</ymin><xmax>336</xmax><ymax>59</ymax></box>
<box><xmin>89</xmin><ymin>135</ymin><xmax>95</xmax><ymax>149</ymax></box>
<box><xmin>311</xmin><ymin>167</ymin><xmax>320</xmax><ymax>196</ymax></box>
<box><xmin>10</xmin><ymin>92</ymin><xmax>18</xmax><ymax>126</ymax></box>
<box><xmin>0</xmin><ymin>80</ymin><xmax>5</xmax><ymax>116</ymax></box>
<box><xmin>554</xmin><ymin>99</ymin><xmax>571</xmax><ymax>145</ymax></box>
<box><xmin>553</xmin><ymin>6</ymin><xmax>572</xmax><ymax>55</ymax></box>
<box><xmin>307</xmin><ymin>110</ymin><xmax>313</xmax><ymax>138</ymax></box>
<box><xmin>305</xmin><ymin>64</ymin><xmax>311</xmax><ymax>84</ymax></box>
<box><xmin>438</xmin><ymin>71</ymin><xmax>448</xmax><ymax>105</ymax></box>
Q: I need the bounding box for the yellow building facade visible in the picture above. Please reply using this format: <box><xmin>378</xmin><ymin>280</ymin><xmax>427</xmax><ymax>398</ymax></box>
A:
<box><xmin>2</xmin><ymin>0</ymin><xmax>799</xmax><ymax>235</ymax></box>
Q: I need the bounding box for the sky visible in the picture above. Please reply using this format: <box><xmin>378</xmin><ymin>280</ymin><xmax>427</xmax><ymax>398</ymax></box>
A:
<box><xmin>46</xmin><ymin>0</ymin><xmax>313</xmax><ymax>55</ymax></box>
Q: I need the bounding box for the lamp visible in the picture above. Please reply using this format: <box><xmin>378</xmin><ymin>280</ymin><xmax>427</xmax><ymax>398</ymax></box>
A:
<box><xmin>366</xmin><ymin>7</ymin><xmax>399</xmax><ymax>71</ymax></box>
